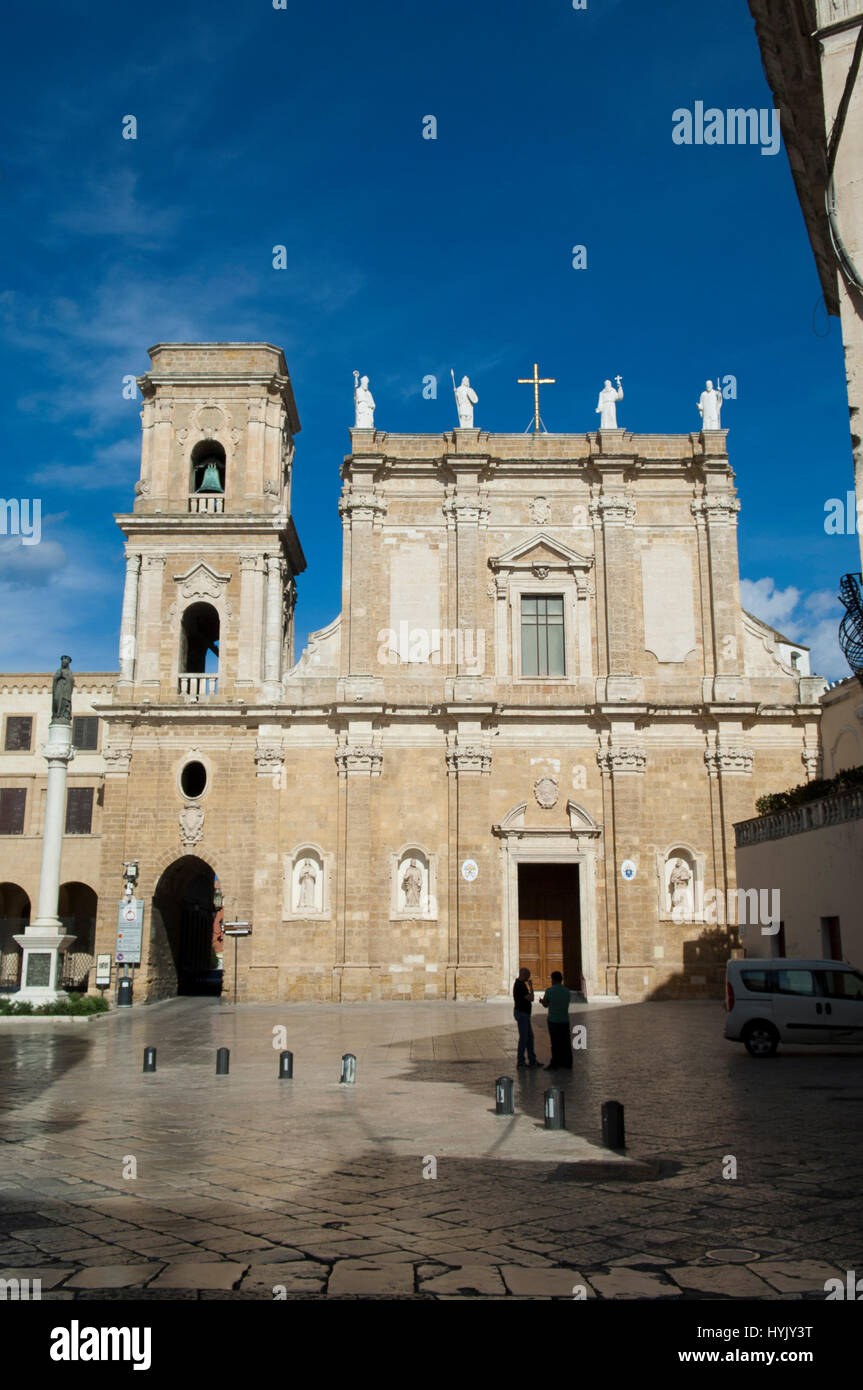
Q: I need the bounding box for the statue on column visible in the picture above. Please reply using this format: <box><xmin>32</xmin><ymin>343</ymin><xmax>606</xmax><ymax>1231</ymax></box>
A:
<box><xmin>51</xmin><ymin>655</ymin><xmax>74</xmax><ymax>723</ymax></box>
<box><xmin>697</xmin><ymin>380</ymin><xmax>723</xmax><ymax>431</ymax></box>
<box><xmin>596</xmin><ymin>377</ymin><xmax>624</xmax><ymax>429</ymax></box>
<box><xmin>452</xmin><ymin>372</ymin><xmax>479</xmax><ymax>429</ymax></box>
<box><xmin>353</xmin><ymin>371</ymin><xmax>375</xmax><ymax>429</ymax></box>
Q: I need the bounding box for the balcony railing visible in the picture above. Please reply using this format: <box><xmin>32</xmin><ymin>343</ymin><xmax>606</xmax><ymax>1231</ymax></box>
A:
<box><xmin>188</xmin><ymin>494</ymin><xmax>224</xmax><ymax>514</ymax></box>
<box><xmin>735</xmin><ymin>787</ymin><xmax>863</xmax><ymax>847</ymax></box>
<box><xmin>178</xmin><ymin>673</ymin><xmax>219</xmax><ymax>697</ymax></box>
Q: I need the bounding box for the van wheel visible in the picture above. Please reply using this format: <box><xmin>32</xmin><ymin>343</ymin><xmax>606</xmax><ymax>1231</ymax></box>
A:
<box><xmin>743</xmin><ymin>1022</ymin><xmax>779</xmax><ymax>1058</ymax></box>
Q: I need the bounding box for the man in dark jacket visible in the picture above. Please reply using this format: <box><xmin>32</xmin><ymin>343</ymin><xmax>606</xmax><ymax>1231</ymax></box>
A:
<box><xmin>513</xmin><ymin>967</ymin><xmax>540</xmax><ymax>1067</ymax></box>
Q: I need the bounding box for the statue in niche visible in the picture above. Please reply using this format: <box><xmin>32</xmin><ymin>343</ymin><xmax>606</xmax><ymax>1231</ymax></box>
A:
<box><xmin>669</xmin><ymin>858</ymin><xmax>693</xmax><ymax>916</ymax></box>
<box><xmin>697</xmin><ymin>380</ymin><xmax>722</xmax><ymax>431</ymax></box>
<box><xmin>51</xmin><ymin>655</ymin><xmax>74</xmax><ymax>723</ymax></box>
<box><xmin>596</xmin><ymin>377</ymin><xmax>624</xmax><ymax>429</ymax></box>
<box><xmin>401</xmin><ymin>859</ymin><xmax>424</xmax><ymax>913</ymax></box>
<box><xmin>353</xmin><ymin>371</ymin><xmax>375</xmax><ymax>429</ymax></box>
<box><xmin>297</xmin><ymin>859</ymin><xmax>318</xmax><ymax>911</ymax></box>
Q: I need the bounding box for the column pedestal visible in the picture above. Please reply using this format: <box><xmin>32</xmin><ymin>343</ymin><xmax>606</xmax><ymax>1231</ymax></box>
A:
<box><xmin>13</xmin><ymin>719</ymin><xmax>76</xmax><ymax>1004</ymax></box>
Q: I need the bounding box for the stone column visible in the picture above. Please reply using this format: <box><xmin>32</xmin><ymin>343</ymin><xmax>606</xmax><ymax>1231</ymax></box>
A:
<box><xmin>263</xmin><ymin>554</ymin><xmax>283</xmax><ymax>697</ymax></box>
<box><xmin>13</xmin><ymin>720</ymin><xmax>75</xmax><ymax>1002</ymax></box>
<box><xmin>117</xmin><ymin>552</ymin><xmax>141</xmax><ymax>684</ymax></box>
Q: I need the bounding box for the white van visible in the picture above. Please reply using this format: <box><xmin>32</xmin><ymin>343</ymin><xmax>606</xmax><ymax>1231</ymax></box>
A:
<box><xmin>725</xmin><ymin>958</ymin><xmax>863</xmax><ymax>1057</ymax></box>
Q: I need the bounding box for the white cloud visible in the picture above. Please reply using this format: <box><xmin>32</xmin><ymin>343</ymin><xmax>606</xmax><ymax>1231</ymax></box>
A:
<box><xmin>742</xmin><ymin>576</ymin><xmax>846</xmax><ymax>679</ymax></box>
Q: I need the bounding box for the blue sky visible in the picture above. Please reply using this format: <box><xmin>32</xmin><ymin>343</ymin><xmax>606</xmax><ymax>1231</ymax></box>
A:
<box><xmin>0</xmin><ymin>0</ymin><xmax>858</xmax><ymax>677</ymax></box>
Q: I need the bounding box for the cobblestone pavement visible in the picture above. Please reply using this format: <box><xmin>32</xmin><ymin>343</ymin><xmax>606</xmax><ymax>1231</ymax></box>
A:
<box><xmin>1</xmin><ymin>998</ymin><xmax>862</xmax><ymax>1300</ymax></box>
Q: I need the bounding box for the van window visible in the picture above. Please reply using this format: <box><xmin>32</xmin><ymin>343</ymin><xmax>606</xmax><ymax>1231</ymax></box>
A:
<box><xmin>740</xmin><ymin>970</ymin><xmax>774</xmax><ymax>993</ymax></box>
<box><xmin>775</xmin><ymin>969</ymin><xmax>815</xmax><ymax>996</ymax></box>
<box><xmin>818</xmin><ymin>970</ymin><xmax>863</xmax><ymax>1001</ymax></box>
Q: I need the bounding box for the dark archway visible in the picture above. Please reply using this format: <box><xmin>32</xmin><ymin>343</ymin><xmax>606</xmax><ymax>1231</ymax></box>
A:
<box><xmin>152</xmin><ymin>856</ymin><xmax>221</xmax><ymax>996</ymax></box>
<box><xmin>58</xmin><ymin>882</ymin><xmax>98</xmax><ymax>992</ymax></box>
<box><xmin>180</xmin><ymin>602</ymin><xmax>220</xmax><ymax>676</ymax></box>
<box><xmin>0</xmin><ymin>882</ymin><xmax>29</xmax><ymax>991</ymax></box>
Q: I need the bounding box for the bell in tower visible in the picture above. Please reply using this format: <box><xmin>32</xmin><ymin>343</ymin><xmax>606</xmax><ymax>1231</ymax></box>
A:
<box><xmin>193</xmin><ymin>446</ymin><xmax>225</xmax><ymax>495</ymax></box>
<box><xmin>197</xmin><ymin>457</ymin><xmax>225</xmax><ymax>494</ymax></box>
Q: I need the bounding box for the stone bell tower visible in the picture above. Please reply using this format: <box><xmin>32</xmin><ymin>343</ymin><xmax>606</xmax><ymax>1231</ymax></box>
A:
<box><xmin>115</xmin><ymin>343</ymin><xmax>306</xmax><ymax>702</ymax></box>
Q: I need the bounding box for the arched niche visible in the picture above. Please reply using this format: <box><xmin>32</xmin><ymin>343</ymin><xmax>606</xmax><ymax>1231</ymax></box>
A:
<box><xmin>656</xmin><ymin>843</ymin><xmax>705</xmax><ymax>922</ymax></box>
<box><xmin>390</xmin><ymin>845</ymin><xmax>437</xmax><ymax>920</ymax></box>
<box><xmin>283</xmin><ymin>844</ymin><xmax>332</xmax><ymax>920</ymax></box>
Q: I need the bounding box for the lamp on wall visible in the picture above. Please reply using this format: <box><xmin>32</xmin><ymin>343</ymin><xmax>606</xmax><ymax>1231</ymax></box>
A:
<box><xmin>213</xmin><ymin>887</ymin><xmax>224</xmax><ymax>912</ymax></box>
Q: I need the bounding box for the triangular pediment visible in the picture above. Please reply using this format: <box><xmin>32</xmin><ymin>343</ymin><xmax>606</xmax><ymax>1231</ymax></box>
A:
<box><xmin>173</xmin><ymin>560</ymin><xmax>232</xmax><ymax>586</ymax></box>
<box><xmin>489</xmin><ymin>532</ymin><xmax>593</xmax><ymax>572</ymax></box>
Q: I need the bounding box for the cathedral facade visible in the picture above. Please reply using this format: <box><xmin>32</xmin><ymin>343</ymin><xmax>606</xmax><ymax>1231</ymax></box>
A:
<box><xmin>0</xmin><ymin>343</ymin><xmax>826</xmax><ymax>1003</ymax></box>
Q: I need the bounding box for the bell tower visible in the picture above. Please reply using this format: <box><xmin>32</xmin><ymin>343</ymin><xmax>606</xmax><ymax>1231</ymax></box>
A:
<box><xmin>115</xmin><ymin>343</ymin><xmax>306</xmax><ymax>702</ymax></box>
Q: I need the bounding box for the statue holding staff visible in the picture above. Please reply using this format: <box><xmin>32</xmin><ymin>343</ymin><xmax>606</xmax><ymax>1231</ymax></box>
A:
<box><xmin>451</xmin><ymin>371</ymin><xmax>479</xmax><ymax>429</ymax></box>
<box><xmin>596</xmin><ymin>376</ymin><xmax>624</xmax><ymax>430</ymax></box>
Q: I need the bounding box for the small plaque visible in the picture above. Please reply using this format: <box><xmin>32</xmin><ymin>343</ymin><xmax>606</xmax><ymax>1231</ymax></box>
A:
<box><xmin>95</xmin><ymin>954</ymin><xmax>112</xmax><ymax>987</ymax></box>
<box><xmin>25</xmin><ymin>952</ymin><xmax>51</xmax><ymax>987</ymax></box>
<box><xmin>620</xmin><ymin>860</ymin><xmax>637</xmax><ymax>882</ymax></box>
<box><xmin>461</xmin><ymin>859</ymin><xmax>478</xmax><ymax>883</ymax></box>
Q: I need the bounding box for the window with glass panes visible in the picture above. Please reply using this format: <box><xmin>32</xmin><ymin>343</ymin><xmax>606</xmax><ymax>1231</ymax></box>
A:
<box><xmin>4</xmin><ymin>717</ymin><xmax>32</xmax><ymax>751</ymax></box>
<box><xmin>521</xmin><ymin>595</ymin><xmax>565</xmax><ymax>677</ymax></box>
<box><xmin>0</xmin><ymin>788</ymin><xmax>26</xmax><ymax>834</ymax></box>
<box><xmin>65</xmin><ymin>787</ymin><xmax>94</xmax><ymax>835</ymax></box>
<box><xmin>71</xmin><ymin>716</ymin><xmax>99</xmax><ymax>751</ymax></box>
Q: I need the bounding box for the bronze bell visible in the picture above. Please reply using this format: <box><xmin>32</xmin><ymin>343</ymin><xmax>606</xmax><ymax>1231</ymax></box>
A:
<box><xmin>197</xmin><ymin>459</ymin><xmax>224</xmax><ymax>494</ymax></box>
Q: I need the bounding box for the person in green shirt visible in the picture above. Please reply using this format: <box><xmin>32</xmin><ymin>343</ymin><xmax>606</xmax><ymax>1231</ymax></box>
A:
<box><xmin>541</xmin><ymin>971</ymin><xmax>572</xmax><ymax>1069</ymax></box>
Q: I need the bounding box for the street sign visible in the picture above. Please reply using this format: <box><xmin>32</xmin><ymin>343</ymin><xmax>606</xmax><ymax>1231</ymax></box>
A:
<box><xmin>95</xmin><ymin>954</ymin><xmax>112</xmax><ymax>986</ymax></box>
<box><xmin>115</xmin><ymin>898</ymin><xmax>144</xmax><ymax>964</ymax></box>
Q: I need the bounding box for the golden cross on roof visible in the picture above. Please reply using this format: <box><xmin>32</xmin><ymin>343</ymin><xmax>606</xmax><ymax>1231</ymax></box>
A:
<box><xmin>518</xmin><ymin>363</ymin><xmax>556</xmax><ymax>433</ymax></box>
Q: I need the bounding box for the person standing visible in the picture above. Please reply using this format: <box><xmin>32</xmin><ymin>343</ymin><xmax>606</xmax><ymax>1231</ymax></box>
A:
<box><xmin>541</xmin><ymin>971</ymin><xmax>572</xmax><ymax>1070</ymax></box>
<box><xmin>513</xmin><ymin>967</ymin><xmax>539</xmax><ymax>1068</ymax></box>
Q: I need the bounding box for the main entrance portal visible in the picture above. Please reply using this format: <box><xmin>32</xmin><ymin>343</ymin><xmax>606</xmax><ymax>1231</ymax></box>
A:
<box><xmin>517</xmin><ymin>863</ymin><xmax>582</xmax><ymax>991</ymax></box>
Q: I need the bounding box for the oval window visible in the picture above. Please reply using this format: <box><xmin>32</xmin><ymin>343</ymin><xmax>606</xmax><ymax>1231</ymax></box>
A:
<box><xmin>180</xmin><ymin>760</ymin><xmax>207</xmax><ymax>798</ymax></box>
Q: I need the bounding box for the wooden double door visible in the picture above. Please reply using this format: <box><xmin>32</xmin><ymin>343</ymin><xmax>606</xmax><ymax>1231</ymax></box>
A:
<box><xmin>517</xmin><ymin>863</ymin><xmax>581</xmax><ymax>991</ymax></box>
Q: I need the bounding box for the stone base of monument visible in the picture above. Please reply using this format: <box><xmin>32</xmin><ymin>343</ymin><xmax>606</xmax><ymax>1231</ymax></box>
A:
<box><xmin>12</xmin><ymin>923</ymin><xmax>75</xmax><ymax>1005</ymax></box>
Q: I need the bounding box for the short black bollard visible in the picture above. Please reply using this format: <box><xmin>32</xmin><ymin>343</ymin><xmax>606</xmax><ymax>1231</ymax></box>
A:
<box><xmin>142</xmin><ymin>1047</ymin><xmax>157</xmax><ymax>1073</ymax></box>
<box><xmin>602</xmin><ymin>1100</ymin><xmax>625</xmax><ymax>1150</ymax></box>
<box><xmin>340</xmin><ymin>1053</ymin><xmax>357</xmax><ymax>1085</ymax></box>
<box><xmin>216</xmin><ymin>1047</ymin><xmax>230</xmax><ymax>1075</ymax></box>
<box><xmin>544</xmin><ymin>1087</ymin><xmax>566</xmax><ymax>1131</ymax></box>
<box><xmin>278</xmin><ymin>1050</ymin><xmax>294</xmax><ymax>1079</ymax></box>
<box><xmin>495</xmin><ymin>1076</ymin><xmax>515</xmax><ymax>1115</ymax></box>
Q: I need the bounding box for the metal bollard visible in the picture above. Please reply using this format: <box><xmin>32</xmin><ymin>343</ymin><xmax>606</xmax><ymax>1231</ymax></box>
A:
<box><xmin>544</xmin><ymin>1087</ymin><xmax>566</xmax><ymax>1131</ymax></box>
<box><xmin>495</xmin><ymin>1076</ymin><xmax>515</xmax><ymax>1115</ymax></box>
<box><xmin>340</xmin><ymin>1053</ymin><xmax>357</xmax><ymax>1085</ymax></box>
<box><xmin>602</xmin><ymin>1100</ymin><xmax>625</xmax><ymax>1150</ymax></box>
<box><xmin>142</xmin><ymin>1047</ymin><xmax>157</xmax><ymax>1073</ymax></box>
<box><xmin>216</xmin><ymin>1047</ymin><xmax>230</xmax><ymax>1075</ymax></box>
<box><xmin>278</xmin><ymin>1050</ymin><xmax>294</xmax><ymax>1079</ymax></box>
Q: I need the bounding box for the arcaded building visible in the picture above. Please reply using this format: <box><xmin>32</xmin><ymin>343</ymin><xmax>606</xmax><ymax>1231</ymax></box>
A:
<box><xmin>0</xmin><ymin>343</ymin><xmax>826</xmax><ymax>1003</ymax></box>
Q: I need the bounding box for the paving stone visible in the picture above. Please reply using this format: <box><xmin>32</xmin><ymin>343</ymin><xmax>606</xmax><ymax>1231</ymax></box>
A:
<box><xmin>65</xmin><ymin>1265</ymin><xmax>164</xmax><ymax>1289</ymax></box>
<box><xmin>327</xmin><ymin>1261</ymin><xmax>416</xmax><ymax>1296</ymax></box>
<box><xmin>419</xmin><ymin>1265</ymin><xmax>507</xmax><ymax>1295</ymax></box>
<box><xmin>589</xmin><ymin>1269</ymin><xmax>681</xmax><ymax>1299</ymax></box>
<box><xmin>753</xmin><ymin>1259</ymin><xmax>845</xmax><ymax>1294</ymax></box>
<box><xmin>151</xmin><ymin>1262</ymin><xmax>249</xmax><ymax>1290</ymax></box>
<box><xmin>669</xmin><ymin>1265</ymin><xmax>774</xmax><ymax>1297</ymax></box>
<box><xmin>501</xmin><ymin>1266</ymin><xmax>592</xmax><ymax>1297</ymax></box>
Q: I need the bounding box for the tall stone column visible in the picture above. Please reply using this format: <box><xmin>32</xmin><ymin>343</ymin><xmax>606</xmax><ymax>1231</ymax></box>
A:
<box><xmin>14</xmin><ymin>719</ymin><xmax>75</xmax><ymax>1002</ymax></box>
<box><xmin>263</xmin><ymin>553</ymin><xmax>283</xmax><ymax>698</ymax></box>
<box><xmin>117</xmin><ymin>552</ymin><xmax>141</xmax><ymax>685</ymax></box>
